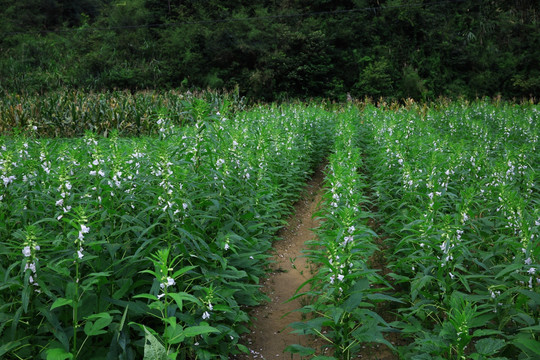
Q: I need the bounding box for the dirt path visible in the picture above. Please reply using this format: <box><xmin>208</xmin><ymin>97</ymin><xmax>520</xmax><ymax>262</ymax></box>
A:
<box><xmin>237</xmin><ymin>164</ymin><xmax>325</xmax><ymax>359</ymax></box>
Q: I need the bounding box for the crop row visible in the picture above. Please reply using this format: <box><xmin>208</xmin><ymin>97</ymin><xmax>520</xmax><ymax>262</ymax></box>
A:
<box><xmin>289</xmin><ymin>107</ymin><xmax>396</xmax><ymax>359</ymax></box>
<box><xmin>363</xmin><ymin>101</ymin><xmax>540</xmax><ymax>359</ymax></box>
<box><xmin>289</xmin><ymin>101</ymin><xmax>539</xmax><ymax>360</ymax></box>
<box><xmin>0</xmin><ymin>104</ymin><xmax>335</xmax><ymax>359</ymax></box>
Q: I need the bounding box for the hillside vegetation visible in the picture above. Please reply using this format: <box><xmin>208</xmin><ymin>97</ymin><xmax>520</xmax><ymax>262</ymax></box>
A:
<box><xmin>0</xmin><ymin>0</ymin><xmax>538</xmax><ymax>100</ymax></box>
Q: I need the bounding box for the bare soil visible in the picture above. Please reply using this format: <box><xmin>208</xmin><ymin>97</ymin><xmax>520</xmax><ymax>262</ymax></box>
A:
<box><xmin>235</xmin><ymin>162</ymin><xmax>406</xmax><ymax>359</ymax></box>
<box><xmin>235</xmin><ymin>164</ymin><xmax>326</xmax><ymax>359</ymax></box>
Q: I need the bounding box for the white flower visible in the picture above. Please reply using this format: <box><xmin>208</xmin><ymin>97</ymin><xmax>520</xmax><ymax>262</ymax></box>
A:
<box><xmin>22</xmin><ymin>246</ymin><xmax>31</xmax><ymax>257</ymax></box>
<box><xmin>528</xmin><ymin>267</ymin><xmax>536</xmax><ymax>275</ymax></box>
<box><xmin>224</xmin><ymin>243</ymin><xmax>230</xmax><ymax>250</ymax></box>
<box><xmin>337</xmin><ymin>274</ymin><xmax>344</xmax><ymax>282</ymax></box>
<box><xmin>2</xmin><ymin>175</ymin><xmax>16</xmax><ymax>186</ymax></box>
<box><xmin>160</xmin><ymin>277</ymin><xmax>175</xmax><ymax>289</ymax></box>
<box><xmin>342</xmin><ymin>236</ymin><xmax>353</xmax><ymax>247</ymax></box>
<box><xmin>348</xmin><ymin>226</ymin><xmax>355</xmax><ymax>234</ymax></box>
<box><xmin>202</xmin><ymin>311</ymin><xmax>210</xmax><ymax>320</ymax></box>
<box><xmin>98</xmin><ymin>169</ymin><xmax>105</xmax><ymax>177</ymax></box>
<box><xmin>56</xmin><ymin>199</ymin><xmax>64</xmax><ymax>207</ymax></box>
<box><xmin>525</xmin><ymin>257</ymin><xmax>532</xmax><ymax>265</ymax></box>
<box><xmin>208</xmin><ymin>302</ymin><xmax>213</xmax><ymax>310</ymax></box>
<box><xmin>25</xmin><ymin>262</ymin><xmax>37</xmax><ymax>273</ymax></box>
<box><xmin>77</xmin><ymin>247</ymin><xmax>84</xmax><ymax>259</ymax></box>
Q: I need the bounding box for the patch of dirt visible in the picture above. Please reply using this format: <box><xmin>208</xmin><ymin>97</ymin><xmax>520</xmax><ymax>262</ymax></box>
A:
<box><xmin>235</xmin><ymin>164</ymin><xmax>326</xmax><ymax>359</ymax></box>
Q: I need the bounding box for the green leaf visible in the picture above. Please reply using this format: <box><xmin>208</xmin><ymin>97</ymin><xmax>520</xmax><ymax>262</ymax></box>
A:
<box><xmin>0</xmin><ymin>340</ymin><xmax>21</xmax><ymax>357</ymax></box>
<box><xmin>512</xmin><ymin>336</ymin><xmax>540</xmax><ymax>355</ymax></box>
<box><xmin>46</xmin><ymin>347</ymin><xmax>73</xmax><ymax>360</ymax></box>
<box><xmin>366</xmin><ymin>293</ymin><xmax>405</xmax><ymax>303</ymax></box>
<box><xmin>284</xmin><ymin>344</ymin><xmax>315</xmax><ymax>356</ymax></box>
<box><xmin>163</xmin><ymin>318</ymin><xmax>185</xmax><ymax>345</ymax></box>
<box><xmin>518</xmin><ymin>324</ymin><xmax>540</xmax><ymax>332</ymax></box>
<box><xmin>343</xmin><ymin>291</ymin><xmax>365</xmax><ymax>312</ymax></box>
<box><xmin>494</xmin><ymin>263</ymin><xmax>522</xmax><ymax>279</ymax></box>
<box><xmin>84</xmin><ymin>312</ymin><xmax>113</xmax><ymax>336</ymax></box>
<box><xmin>171</xmin><ymin>265</ymin><xmax>197</xmax><ymax>279</ymax></box>
<box><xmin>236</xmin><ymin>344</ymin><xmax>249</xmax><ymax>354</ymax></box>
<box><xmin>472</xmin><ymin>329</ymin><xmax>503</xmax><ymax>337</ymax></box>
<box><xmin>411</xmin><ymin>275</ymin><xmax>434</xmax><ymax>302</ymax></box>
<box><xmin>168</xmin><ymin>292</ymin><xmax>201</xmax><ymax>311</ymax></box>
<box><xmin>183</xmin><ymin>325</ymin><xmax>219</xmax><ymax>337</ymax></box>
<box><xmin>133</xmin><ymin>294</ymin><xmax>158</xmax><ymax>301</ymax></box>
<box><xmin>117</xmin><ymin>305</ymin><xmax>129</xmax><ymax>341</ymax></box>
<box><xmin>143</xmin><ymin>326</ymin><xmax>167</xmax><ymax>360</ymax></box>
<box><xmin>475</xmin><ymin>338</ymin><xmax>505</xmax><ymax>356</ymax></box>
<box><xmin>516</xmin><ymin>289</ymin><xmax>540</xmax><ymax>306</ymax></box>
<box><xmin>51</xmin><ymin>298</ymin><xmax>73</xmax><ymax>310</ymax></box>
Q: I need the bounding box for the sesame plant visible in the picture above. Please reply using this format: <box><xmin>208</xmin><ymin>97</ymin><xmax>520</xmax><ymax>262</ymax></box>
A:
<box><xmin>288</xmin><ymin>107</ymin><xmax>397</xmax><ymax>359</ymax></box>
<box><xmin>1</xmin><ymin>93</ymin><xmax>537</xmax><ymax>360</ymax></box>
<box><xmin>0</xmin><ymin>98</ymin><xmax>335</xmax><ymax>359</ymax></box>
<box><xmin>363</xmin><ymin>100</ymin><xmax>540</xmax><ymax>359</ymax></box>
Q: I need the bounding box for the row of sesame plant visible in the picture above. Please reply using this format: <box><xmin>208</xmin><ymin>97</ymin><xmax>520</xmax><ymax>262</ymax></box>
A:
<box><xmin>363</xmin><ymin>100</ymin><xmax>540</xmax><ymax>359</ymax></box>
<box><xmin>0</xmin><ymin>89</ymin><xmax>246</xmax><ymax>137</ymax></box>
<box><xmin>0</xmin><ymin>102</ymin><xmax>334</xmax><ymax>359</ymax></box>
<box><xmin>287</xmin><ymin>107</ymin><xmax>397</xmax><ymax>359</ymax></box>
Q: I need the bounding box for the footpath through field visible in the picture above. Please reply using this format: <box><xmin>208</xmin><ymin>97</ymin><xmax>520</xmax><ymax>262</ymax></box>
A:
<box><xmin>236</xmin><ymin>164</ymin><xmax>326</xmax><ymax>359</ymax></box>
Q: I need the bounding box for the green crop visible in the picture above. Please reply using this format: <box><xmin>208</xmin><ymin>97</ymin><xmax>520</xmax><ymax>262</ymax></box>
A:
<box><xmin>1</xmin><ymin>94</ymin><xmax>538</xmax><ymax>360</ymax></box>
<box><xmin>0</xmin><ymin>99</ymin><xmax>335</xmax><ymax>359</ymax></box>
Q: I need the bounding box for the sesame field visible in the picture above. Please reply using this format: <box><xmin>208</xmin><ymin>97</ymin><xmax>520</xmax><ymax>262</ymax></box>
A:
<box><xmin>0</xmin><ymin>93</ymin><xmax>539</xmax><ymax>360</ymax></box>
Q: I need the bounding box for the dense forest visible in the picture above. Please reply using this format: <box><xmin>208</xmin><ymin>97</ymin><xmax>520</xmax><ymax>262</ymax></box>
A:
<box><xmin>0</xmin><ymin>0</ymin><xmax>538</xmax><ymax>100</ymax></box>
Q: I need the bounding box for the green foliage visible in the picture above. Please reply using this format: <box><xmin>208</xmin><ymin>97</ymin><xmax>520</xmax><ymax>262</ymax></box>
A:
<box><xmin>363</xmin><ymin>100</ymin><xmax>540</xmax><ymax>359</ymax></box>
<box><xmin>0</xmin><ymin>1</ymin><xmax>538</xmax><ymax>99</ymax></box>
<box><xmin>0</xmin><ymin>90</ymin><xmax>247</xmax><ymax>137</ymax></box>
<box><xmin>0</xmin><ymin>98</ymin><xmax>336</xmax><ymax>359</ymax></box>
